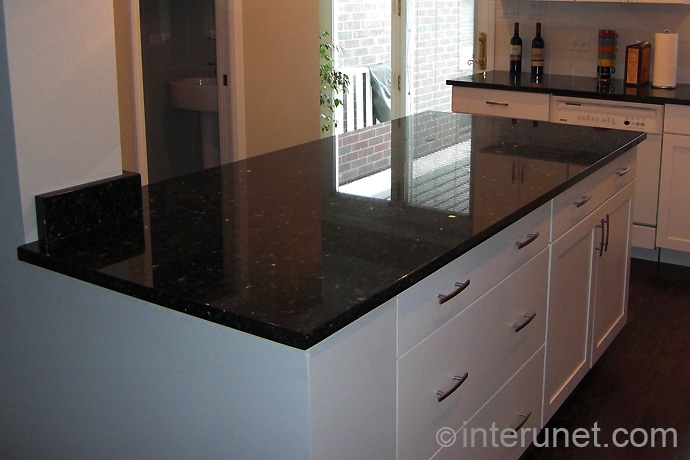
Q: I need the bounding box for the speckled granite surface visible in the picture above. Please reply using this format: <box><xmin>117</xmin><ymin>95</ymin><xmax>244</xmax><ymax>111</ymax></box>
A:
<box><xmin>446</xmin><ymin>70</ymin><xmax>690</xmax><ymax>105</ymax></box>
<box><xmin>17</xmin><ymin>112</ymin><xmax>645</xmax><ymax>349</ymax></box>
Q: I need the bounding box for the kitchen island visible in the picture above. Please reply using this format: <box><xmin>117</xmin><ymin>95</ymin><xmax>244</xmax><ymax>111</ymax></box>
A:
<box><xmin>18</xmin><ymin>111</ymin><xmax>645</xmax><ymax>460</ymax></box>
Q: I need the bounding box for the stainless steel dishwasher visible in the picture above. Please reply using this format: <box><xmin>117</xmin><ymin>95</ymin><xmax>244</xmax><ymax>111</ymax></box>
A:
<box><xmin>550</xmin><ymin>95</ymin><xmax>665</xmax><ymax>250</ymax></box>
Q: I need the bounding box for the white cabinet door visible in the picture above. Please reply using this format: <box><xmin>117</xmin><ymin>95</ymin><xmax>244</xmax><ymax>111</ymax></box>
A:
<box><xmin>590</xmin><ymin>183</ymin><xmax>633</xmax><ymax>364</ymax></box>
<box><xmin>657</xmin><ymin>133</ymin><xmax>690</xmax><ymax>252</ymax></box>
<box><xmin>544</xmin><ymin>206</ymin><xmax>595</xmax><ymax>423</ymax></box>
<box><xmin>545</xmin><ymin>182</ymin><xmax>633</xmax><ymax>423</ymax></box>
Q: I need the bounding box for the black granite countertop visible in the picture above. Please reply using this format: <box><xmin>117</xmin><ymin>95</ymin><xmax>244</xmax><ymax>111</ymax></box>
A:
<box><xmin>17</xmin><ymin>112</ymin><xmax>645</xmax><ymax>349</ymax></box>
<box><xmin>447</xmin><ymin>70</ymin><xmax>690</xmax><ymax>105</ymax></box>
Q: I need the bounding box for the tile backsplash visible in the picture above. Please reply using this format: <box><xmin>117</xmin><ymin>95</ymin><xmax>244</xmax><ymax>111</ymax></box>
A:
<box><xmin>494</xmin><ymin>1</ymin><xmax>690</xmax><ymax>83</ymax></box>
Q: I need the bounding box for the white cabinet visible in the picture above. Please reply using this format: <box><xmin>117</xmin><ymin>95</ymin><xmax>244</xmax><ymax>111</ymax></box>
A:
<box><xmin>544</xmin><ymin>173</ymin><xmax>634</xmax><ymax>423</ymax></box>
<box><xmin>398</xmin><ymin>249</ymin><xmax>548</xmax><ymax>460</ymax></box>
<box><xmin>451</xmin><ymin>86</ymin><xmax>550</xmax><ymax>121</ymax></box>
<box><xmin>657</xmin><ymin>104</ymin><xmax>690</xmax><ymax>252</ymax></box>
<box><xmin>433</xmin><ymin>347</ymin><xmax>545</xmax><ymax>460</ymax></box>
<box><xmin>397</xmin><ymin>202</ymin><xmax>550</xmax><ymax>356</ymax></box>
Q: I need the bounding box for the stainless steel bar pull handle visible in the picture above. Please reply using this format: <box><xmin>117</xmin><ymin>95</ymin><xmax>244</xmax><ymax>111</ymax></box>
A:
<box><xmin>574</xmin><ymin>195</ymin><xmax>592</xmax><ymax>208</ymax></box>
<box><xmin>515</xmin><ymin>232</ymin><xmax>539</xmax><ymax>250</ymax></box>
<box><xmin>508</xmin><ymin>411</ymin><xmax>532</xmax><ymax>432</ymax></box>
<box><xmin>438</xmin><ymin>279</ymin><xmax>471</xmax><ymax>305</ymax></box>
<box><xmin>513</xmin><ymin>312</ymin><xmax>537</xmax><ymax>333</ymax></box>
<box><xmin>603</xmin><ymin>214</ymin><xmax>610</xmax><ymax>252</ymax></box>
<box><xmin>485</xmin><ymin>101</ymin><xmax>509</xmax><ymax>107</ymax></box>
<box><xmin>617</xmin><ymin>166</ymin><xmax>631</xmax><ymax>176</ymax></box>
<box><xmin>437</xmin><ymin>372</ymin><xmax>469</xmax><ymax>402</ymax></box>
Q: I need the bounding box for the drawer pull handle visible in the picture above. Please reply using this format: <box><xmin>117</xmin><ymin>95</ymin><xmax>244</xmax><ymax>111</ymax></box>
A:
<box><xmin>513</xmin><ymin>312</ymin><xmax>537</xmax><ymax>333</ymax></box>
<box><xmin>617</xmin><ymin>166</ymin><xmax>631</xmax><ymax>176</ymax></box>
<box><xmin>438</xmin><ymin>279</ymin><xmax>471</xmax><ymax>305</ymax></box>
<box><xmin>515</xmin><ymin>232</ymin><xmax>539</xmax><ymax>250</ymax></box>
<box><xmin>485</xmin><ymin>101</ymin><xmax>509</xmax><ymax>107</ymax></box>
<box><xmin>437</xmin><ymin>372</ymin><xmax>469</xmax><ymax>402</ymax></box>
<box><xmin>508</xmin><ymin>411</ymin><xmax>532</xmax><ymax>432</ymax></box>
<box><xmin>573</xmin><ymin>194</ymin><xmax>592</xmax><ymax>208</ymax></box>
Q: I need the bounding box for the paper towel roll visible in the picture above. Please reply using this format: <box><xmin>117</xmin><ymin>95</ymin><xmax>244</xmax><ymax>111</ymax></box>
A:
<box><xmin>653</xmin><ymin>31</ymin><xmax>678</xmax><ymax>89</ymax></box>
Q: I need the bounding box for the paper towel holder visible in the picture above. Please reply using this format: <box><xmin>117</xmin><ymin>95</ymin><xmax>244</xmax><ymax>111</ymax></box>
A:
<box><xmin>652</xmin><ymin>29</ymin><xmax>678</xmax><ymax>89</ymax></box>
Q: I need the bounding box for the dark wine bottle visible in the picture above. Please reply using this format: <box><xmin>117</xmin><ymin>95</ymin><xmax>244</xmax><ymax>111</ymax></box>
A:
<box><xmin>509</xmin><ymin>23</ymin><xmax>522</xmax><ymax>74</ymax></box>
<box><xmin>531</xmin><ymin>23</ymin><xmax>544</xmax><ymax>76</ymax></box>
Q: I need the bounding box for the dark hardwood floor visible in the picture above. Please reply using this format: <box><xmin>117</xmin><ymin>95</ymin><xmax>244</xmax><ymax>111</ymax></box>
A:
<box><xmin>519</xmin><ymin>258</ymin><xmax>690</xmax><ymax>460</ymax></box>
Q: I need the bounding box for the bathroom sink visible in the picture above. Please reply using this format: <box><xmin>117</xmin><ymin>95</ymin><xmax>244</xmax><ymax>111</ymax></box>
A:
<box><xmin>167</xmin><ymin>76</ymin><xmax>218</xmax><ymax>112</ymax></box>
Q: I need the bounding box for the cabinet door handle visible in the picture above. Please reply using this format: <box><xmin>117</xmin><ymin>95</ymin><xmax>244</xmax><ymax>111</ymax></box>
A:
<box><xmin>513</xmin><ymin>312</ymin><xmax>537</xmax><ymax>333</ymax></box>
<box><xmin>515</xmin><ymin>232</ymin><xmax>539</xmax><ymax>250</ymax></box>
<box><xmin>485</xmin><ymin>101</ymin><xmax>509</xmax><ymax>107</ymax></box>
<box><xmin>508</xmin><ymin>411</ymin><xmax>532</xmax><ymax>432</ymax></box>
<box><xmin>573</xmin><ymin>194</ymin><xmax>592</xmax><ymax>208</ymax></box>
<box><xmin>617</xmin><ymin>166</ymin><xmax>631</xmax><ymax>176</ymax></box>
<box><xmin>603</xmin><ymin>213</ymin><xmax>610</xmax><ymax>252</ymax></box>
<box><xmin>438</xmin><ymin>279</ymin><xmax>471</xmax><ymax>305</ymax></box>
<box><xmin>437</xmin><ymin>372</ymin><xmax>469</xmax><ymax>402</ymax></box>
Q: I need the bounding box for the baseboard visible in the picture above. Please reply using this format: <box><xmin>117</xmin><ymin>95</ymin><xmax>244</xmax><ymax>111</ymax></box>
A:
<box><xmin>632</xmin><ymin>246</ymin><xmax>690</xmax><ymax>268</ymax></box>
<box><xmin>631</xmin><ymin>246</ymin><xmax>659</xmax><ymax>262</ymax></box>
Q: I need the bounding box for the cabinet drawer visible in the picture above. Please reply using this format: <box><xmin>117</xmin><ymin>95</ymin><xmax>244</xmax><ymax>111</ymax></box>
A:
<box><xmin>397</xmin><ymin>250</ymin><xmax>548</xmax><ymax>460</ymax></box>
<box><xmin>452</xmin><ymin>87</ymin><xmax>550</xmax><ymax>121</ymax></box>
<box><xmin>552</xmin><ymin>150</ymin><xmax>636</xmax><ymax>240</ymax></box>
<box><xmin>433</xmin><ymin>347</ymin><xmax>545</xmax><ymax>460</ymax></box>
<box><xmin>664</xmin><ymin>104</ymin><xmax>690</xmax><ymax>135</ymax></box>
<box><xmin>397</xmin><ymin>202</ymin><xmax>550</xmax><ymax>356</ymax></box>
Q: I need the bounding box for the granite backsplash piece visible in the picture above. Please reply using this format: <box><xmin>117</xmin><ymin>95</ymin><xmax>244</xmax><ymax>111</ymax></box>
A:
<box><xmin>35</xmin><ymin>171</ymin><xmax>143</xmax><ymax>243</ymax></box>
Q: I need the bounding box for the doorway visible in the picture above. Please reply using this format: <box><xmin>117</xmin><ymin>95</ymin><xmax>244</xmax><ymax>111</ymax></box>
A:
<box><xmin>138</xmin><ymin>0</ymin><xmax>218</xmax><ymax>183</ymax></box>
<box><xmin>119</xmin><ymin>0</ymin><xmax>243</xmax><ymax>185</ymax></box>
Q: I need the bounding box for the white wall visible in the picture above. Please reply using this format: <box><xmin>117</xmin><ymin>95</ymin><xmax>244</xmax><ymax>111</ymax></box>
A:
<box><xmin>493</xmin><ymin>1</ymin><xmax>690</xmax><ymax>83</ymax></box>
<box><xmin>1</xmin><ymin>1</ymin><xmax>310</xmax><ymax>458</ymax></box>
<box><xmin>3</xmin><ymin>0</ymin><xmax>123</xmax><ymax>243</ymax></box>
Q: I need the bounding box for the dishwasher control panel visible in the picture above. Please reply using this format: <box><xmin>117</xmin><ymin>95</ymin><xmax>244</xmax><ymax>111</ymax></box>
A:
<box><xmin>550</xmin><ymin>96</ymin><xmax>664</xmax><ymax>134</ymax></box>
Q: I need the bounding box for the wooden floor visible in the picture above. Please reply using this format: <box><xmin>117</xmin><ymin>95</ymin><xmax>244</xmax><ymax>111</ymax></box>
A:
<box><xmin>519</xmin><ymin>258</ymin><xmax>690</xmax><ymax>460</ymax></box>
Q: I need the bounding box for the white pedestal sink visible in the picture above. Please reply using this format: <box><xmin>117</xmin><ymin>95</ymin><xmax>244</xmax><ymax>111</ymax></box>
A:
<box><xmin>167</xmin><ymin>76</ymin><xmax>220</xmax><ymax>169</ymax></box>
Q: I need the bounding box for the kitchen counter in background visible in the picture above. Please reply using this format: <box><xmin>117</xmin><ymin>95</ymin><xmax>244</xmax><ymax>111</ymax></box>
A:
<box><xmin>17</xmin><ymin>111</ymin><xmax>645</xmax><ymax>350</ymax></box>
<box><xmin>447</xmin><ymin>70</ymin><xmax>690</xmax><ymax>105</ymax></box>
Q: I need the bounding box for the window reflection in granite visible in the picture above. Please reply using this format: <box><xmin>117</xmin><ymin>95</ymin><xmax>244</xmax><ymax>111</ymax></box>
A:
<box><xmin>335</xmin><ymin>112</ymin><xmax>472</xmax><ymax>216</ymax></box>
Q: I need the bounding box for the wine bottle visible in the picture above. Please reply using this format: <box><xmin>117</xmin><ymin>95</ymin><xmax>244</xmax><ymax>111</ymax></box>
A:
<box><xmin>531</xmin><ymin>23</ymin><xmax>544</xmax><ymax>76</ymax></box>
<box><xmin>509</xmin><ymin>23</ymin><xmax>522</xmax><ymax>74</ymax></box>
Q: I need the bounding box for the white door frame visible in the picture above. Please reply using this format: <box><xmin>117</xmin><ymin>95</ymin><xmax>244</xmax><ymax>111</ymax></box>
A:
<box><xmin>126</xmin><ymin>0</ymin><xmax>150</xmax><ymax>185</ymax></box>
<box><xmin>126</xmin><ymin>0</ymin><xmax>246</xmax><ymax>185</ymax></box>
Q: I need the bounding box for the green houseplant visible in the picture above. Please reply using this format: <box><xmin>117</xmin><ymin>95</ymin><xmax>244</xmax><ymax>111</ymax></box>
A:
<box><xmin>320</xmin><ymin>31</ymin><xmax>350</xmax><ymax>133</ymax></box>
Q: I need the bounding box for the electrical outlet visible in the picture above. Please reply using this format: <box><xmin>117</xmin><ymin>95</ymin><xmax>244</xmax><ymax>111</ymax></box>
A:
<box><xmin>569</xmin><ymin>37</ymin><xmax>590</xmax><ymax>52</ymax></box>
